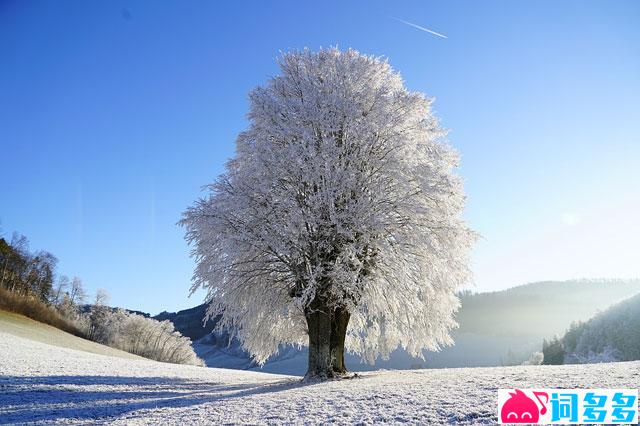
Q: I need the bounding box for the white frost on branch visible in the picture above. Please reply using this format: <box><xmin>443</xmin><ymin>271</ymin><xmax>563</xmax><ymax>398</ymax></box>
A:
<box><xmin>181</xmin><ymin>48</ymin><xmax>475</xmax><ymax>365</ymax></box>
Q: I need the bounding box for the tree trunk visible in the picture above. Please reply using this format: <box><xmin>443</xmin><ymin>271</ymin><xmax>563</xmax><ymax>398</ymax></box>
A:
<box><xmin>305</xmin><ymin>296</ymin><xmax>332</xmax><ymax>379</ymax></box>
<box><xmin>330</xmin><ymin>306</ymin><xmax>350</xmax><ymax>376</ymax></box>
<box><xmin>304</xmin><ymin>298</ymin><xmax>352</xmax><ymax>379</ymax></box>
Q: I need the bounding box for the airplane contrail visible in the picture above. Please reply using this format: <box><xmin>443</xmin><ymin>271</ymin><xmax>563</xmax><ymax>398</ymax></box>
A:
<box><xmin>392</xmin><ymin>17</ymin><xmax>448</xmax><ymax>39</ymax></box>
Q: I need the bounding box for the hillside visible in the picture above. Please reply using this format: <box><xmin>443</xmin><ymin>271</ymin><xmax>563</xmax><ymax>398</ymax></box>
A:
<box><xmin>0</xmin><ymin>310</ymin><xmax>142</xmax><ymax>360</ymax></box>
<box><xmin>1</xmin><ymin>327</ymin><xmax>638</xmax><ymax>424</ymax></box>
<box><xmin>155</xmin><ymin>304</ymin><xmax>215</xmax><ymax>341</ymax></box>
<box><xmin>157</xmin><ymin>279</ymin><xmax>640</xmax><ymax>373</ymax></box>
<box><xmin>552</xmin><ymin>292</ymin><xmax>640</xmax><ymax>364</ymax></box>
<box><xmin>456</xmin><ymin>279</ymin><xmax>640</xmax><ymax>337</ymax></box>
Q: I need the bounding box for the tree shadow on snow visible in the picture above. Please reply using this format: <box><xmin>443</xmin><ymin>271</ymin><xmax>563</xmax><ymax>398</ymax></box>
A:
<box><xmin>0</xmin><ymin>375</ymin><xmax>311</xmax><ymax>424</ymax></box>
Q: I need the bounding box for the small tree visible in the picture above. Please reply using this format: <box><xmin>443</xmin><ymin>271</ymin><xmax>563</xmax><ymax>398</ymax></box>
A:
<box><xmin>57</xmin><ymin>277</ymin><xmax>86</xmax><ymax>325</ymax></box>
<box><xmin>68</xmin><ymin>277</ymin><xmax>87</xmax><ymax>306</ymax></box>
<box><xmin>542</xmin><ymin>337</ymin><xmax>565</xmax><ymax>365</ymax></box>
<box><xmin>51</xmin><ymin>275</ymin><xmax>70</xmax><ymax>306</ymax></box>
<box><xmin>87</xmin><ymin>288</ymin><xmax>111</xmax><ymax>343</ymax></box>
<box><xmin>182</xmin><ymin>48</ymin><xmax>475</xmax><ymax>378</ymax></box>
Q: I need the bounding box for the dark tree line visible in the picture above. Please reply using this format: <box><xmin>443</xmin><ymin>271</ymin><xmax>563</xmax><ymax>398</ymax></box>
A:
<box><xmin>0</xmin><ymin>230</ymin><xmax>87</xmax><ymax>313</ymax></box>
<box><xmin>0</xmin><ymin>233</ymin><xmax>58</xmax><ymax>303</ymax></box>
<box><xmin>542</xmin><ymin>336</ymin><xmax>565</xmax><ymax>365</ymax></box>
<box><xmin>541</xmin><ymin>322</ymin><xmax>589</xmax><ymax>365</ymax></box>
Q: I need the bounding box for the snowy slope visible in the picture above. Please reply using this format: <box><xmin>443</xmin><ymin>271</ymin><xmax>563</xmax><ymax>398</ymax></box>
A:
<box><xmin>0</xmin><ymin>310</ymin><xmax>142</xmax><ymax>360</ymax></box>
<box><xmin>1</xmin><ymin>330</ymin><xmax>639</xmax><ymax>424</ymax></box>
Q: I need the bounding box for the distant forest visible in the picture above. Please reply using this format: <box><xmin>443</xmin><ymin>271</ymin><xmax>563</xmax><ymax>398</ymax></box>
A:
<box><xmin>0</xmin><ymin>233</ymin><xmax>60</xmax><ymax>305</ymax></box>
<box><xmin>543</xmin><ymin>292</ymin><xmax>640</xmax><ymax>365</ymax></box>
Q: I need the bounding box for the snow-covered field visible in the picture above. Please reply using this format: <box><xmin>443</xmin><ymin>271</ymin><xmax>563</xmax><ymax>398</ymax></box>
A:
<box><xmin>1</xmin><ymin>329</ymin><xmax>639</xmax><ymax>425</ymax></box>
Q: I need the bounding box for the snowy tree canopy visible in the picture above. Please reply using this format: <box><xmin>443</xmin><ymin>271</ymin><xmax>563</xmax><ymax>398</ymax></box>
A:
<box><xmin>181</xmin><ymin>48</ymin><xmax>475</xmax><ymax>366</ymax></box>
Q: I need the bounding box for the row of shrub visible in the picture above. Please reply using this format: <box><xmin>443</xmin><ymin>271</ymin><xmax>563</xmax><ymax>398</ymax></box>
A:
<box><xmin>84</xmin><ymin>303</ymin><xmax>204</xmax><ymax>365</ymax></box>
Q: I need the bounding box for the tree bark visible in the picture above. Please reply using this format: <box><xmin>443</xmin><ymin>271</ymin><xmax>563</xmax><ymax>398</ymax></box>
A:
<box><xmin>330</xmin><ymin>306</ymin><xmax>350</xmax><ymax>376</ymax></box>
<box><xmin>304</xmin><ymin>296</ymin><xmax>332</xmax><ymax>379</ymax></box>
<box><xmin>304</xmin><ymin>296</ymin><xmax>352</xmax><ymax>379</ymax></box>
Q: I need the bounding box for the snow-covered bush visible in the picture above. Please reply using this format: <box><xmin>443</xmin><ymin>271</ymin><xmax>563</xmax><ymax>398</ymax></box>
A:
<box><xmin>86</xmin><ymin>292</ymin><xmax>115</xmax><ymax>343</ymax></box>
<box><xmin>521</xmin><ymin>351</ymin><xmax>544</xmax><ymax>366</ymax></box>
<box><xmin>85</xmin><ymin>305</ymin><xmax>203</xmax><ymax>366</ymax></box>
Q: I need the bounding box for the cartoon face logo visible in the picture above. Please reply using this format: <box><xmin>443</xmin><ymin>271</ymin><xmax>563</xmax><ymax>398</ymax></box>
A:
<box><xmin>501</xmin><ymin>389</ymin><xmax>548</xmax><ymax>423</ymax></box>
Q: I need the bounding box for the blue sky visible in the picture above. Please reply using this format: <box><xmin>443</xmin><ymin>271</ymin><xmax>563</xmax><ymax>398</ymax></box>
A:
<box><xmin>1</xmin><ymin>1</ymin><xmax>639</xmax><ymax>314</ymax></box>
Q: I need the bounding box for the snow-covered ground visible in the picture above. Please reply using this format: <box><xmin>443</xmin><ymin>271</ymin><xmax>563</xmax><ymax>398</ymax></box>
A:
<box><xmin>1</xmin><ymin>329</ymin><xmax>639</xmax><ymax>425</ymax></box>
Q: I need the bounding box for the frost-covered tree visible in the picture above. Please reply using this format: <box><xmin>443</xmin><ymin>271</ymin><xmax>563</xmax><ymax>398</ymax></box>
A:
<box><xmin>51</xmin><ymin>275</ymin><xmax>70</xmax><ymax>306</ymax></box>
<box><xmin>68</xmin><ymin>276</ymin><xmax>86</xmax><ymax>306</ymax></box>
<box><xmin>87</xmin><ymin>288</ymin><xmax>112</xmax><ymax>343</ymax></box>
<box><xmin>522</xmin><ymin>351</ymin><xmax>544</xmax><ymax>366</ymax></box>
<box><xmin>181</xmin><ymin>48</ymin><xmax>475</xmax><ymax>378</ymax></box>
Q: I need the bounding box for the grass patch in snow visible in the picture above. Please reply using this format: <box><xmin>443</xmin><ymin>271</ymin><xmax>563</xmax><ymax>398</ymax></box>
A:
<box><xmin>0</xmin><ymin>287</ymin><xmax>82</xmax><ymax>336</ymax></box>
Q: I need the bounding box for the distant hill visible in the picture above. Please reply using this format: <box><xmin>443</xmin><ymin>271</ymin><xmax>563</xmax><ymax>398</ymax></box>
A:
<box><xmin>457</xmin><ymin>279</ymin><xmax>640</xmax><ymax>338</ymax></box>
<box><xmin>79</xmin><ymin>304</ymin><xmax>150</xmax><ymax>319</ymax></box>
<box><xmin>156</xmin><ymin>279</ymin><xmax>640</xmax><ymax>374</ymax></box>
<box><xmin>154</xmin><ymin>304</ymin><xmax>216</xmax><ymax>341</ymax></box>
<box><xmin>545</xmin><ymin>292</ymin><xmax>640</xmax><ymax>364</ymax></box>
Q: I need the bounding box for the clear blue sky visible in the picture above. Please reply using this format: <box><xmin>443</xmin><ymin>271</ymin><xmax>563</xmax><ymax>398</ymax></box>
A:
<box><xmin>1</xmin><ymin>1</ymin><xmax>639</xmax><ymax>315</ymax></box>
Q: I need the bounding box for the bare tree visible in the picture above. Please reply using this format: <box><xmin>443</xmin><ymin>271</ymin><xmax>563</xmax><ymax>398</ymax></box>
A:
<box><xmin>94</xmin><ymin>288</ymin><xmax>110</xmax><ymax>306</ymax></box>
<box><xmin>68</xmin><ymin>277</ymin><xmax>87</xmax><ymax>306</ymax></box>
<box><xmin>51</xmin><ymin>275</ymin><xmax>70</xmax><ymax>306</ymax></box>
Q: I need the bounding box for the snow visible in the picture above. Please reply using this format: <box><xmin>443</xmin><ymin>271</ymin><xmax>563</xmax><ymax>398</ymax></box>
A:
<box><xmin>2</xmin><ymin>330</ymin><xmax>639</xmax><ymax>425</ymax></box>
